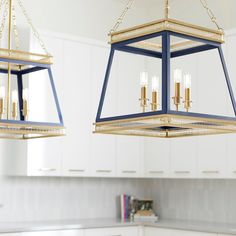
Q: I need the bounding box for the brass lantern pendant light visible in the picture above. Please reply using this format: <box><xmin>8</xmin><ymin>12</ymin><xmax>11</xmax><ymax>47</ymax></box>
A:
<box><xmin>94</xmin><ymin>0</ymin><xmax>236</xmax><ymax>138</ymax></box>
<box><xmin>0</xmin><ymin>0</ymin><xmax>65</xmax><ymax>139</ymax></box>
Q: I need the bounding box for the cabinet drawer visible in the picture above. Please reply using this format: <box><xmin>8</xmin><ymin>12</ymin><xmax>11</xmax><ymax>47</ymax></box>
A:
<box><xmin>84</xmin><ymin>227</ymin><xmax>139</xmax><ymax>236</ymax></box>
<box><xmin>23</xmin><ymin>230</ymin><xmax>84</xmax><ymax>236</ymax></box>
<box><xmin>144</xmin><ymin>227</ymin><xmax>216</xmax><ymax>236</ymax></box>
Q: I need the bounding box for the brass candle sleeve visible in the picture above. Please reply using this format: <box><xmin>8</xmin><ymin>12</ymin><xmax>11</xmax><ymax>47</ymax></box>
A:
<box><xmin>0</xmin><ymin>98</ymin><xmax>4</xmax><ymax>119</ymax></box>
<box><xmin>12</xmin><ymin>101</ymin><xmax>17</xmax><ymax>120</ymax></box>
<box><xmin>184</xmin><ymin>88</ymin><xmax>192</xmax><ymax>112</ymax></box>
<box><xmin>140</xmin><ymin>86</ymin><xmax>148</xmax><ymax>112</ymax></box>
<box><xmin>172</xmin><ymin>82</ymin><xmax>181</xmax><ymax>111</ymax></box>
<box><xmin>151</xmin><ymin>91</ymin><xmax>158</xmax><ymax>111</ymax></box>
<box><xmin>23</xmin><ymin>99</ymin><xmax>28</xmax><ymax>120</ymax></box>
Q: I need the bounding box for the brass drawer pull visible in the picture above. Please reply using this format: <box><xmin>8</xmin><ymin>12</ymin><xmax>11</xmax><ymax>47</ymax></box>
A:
<box><xmin>38</xmin><ymin>168</ymin><xmax>56</xmax><ymax>172</ymax></box>
<box><xmin>96</xmin><ymin>170</ymin><xmax>112</xmax><ymax>173</ymax></box>
<box><xmin>175</xmin><ymin>171</ymin><xmax>191</xmax><ymax>174</ymax></box>
<box><xmin>122</xmin><ymin>170</ymin><xmax>137</xmax><ymax>174</ymax></box>
<box><xmin>202</xmin><ymin>171</ymin><xmax>219</xmax><ymax>174</ymax></box>
<box><xmin>69</xmin><ymin>169</ymin><xmax>85</xmax><ymax>172</ymax></box>
<box><xmin>149</xmin><ymin>171</ymin><xmax>164</xmax><ymax>174</ymax></box>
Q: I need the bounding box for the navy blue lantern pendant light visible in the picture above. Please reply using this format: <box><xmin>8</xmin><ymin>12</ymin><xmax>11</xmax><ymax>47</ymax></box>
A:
<box><xmin>94</xmin><ymin>0</ymin><xmax>236</xmax><ymax>138</ymax></box>
<box><xmin>0</xmin><ymin>0</ymin><xmax>65</xmax><ymax>139</ymax></box>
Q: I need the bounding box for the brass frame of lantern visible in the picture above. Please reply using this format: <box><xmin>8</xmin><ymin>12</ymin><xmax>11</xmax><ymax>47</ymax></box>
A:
<box><xmin>0</xmin><ymin>0</ymin><xmax>65</xmax><ymax>139</ymax></box>
<box><xmin>94</xmin><ymin>15</ymin><xmax>236</xmax><ymax>138</ymax></box>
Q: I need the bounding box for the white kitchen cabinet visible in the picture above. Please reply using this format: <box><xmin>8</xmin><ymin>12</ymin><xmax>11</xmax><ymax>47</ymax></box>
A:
<box><xmin>170</xmin><ymin>137</ymin><xmax>197</xmax><ymax>178</ymax></box>
<box><xmin>117</xmin><ymin>136</ymin><xmax>143</xmax><ymax>177</ymax></box>
<box><xmin>144</xmin><ymin>227</ymin><xmax>216</xmax><ymax>236</ymax></box>
<box><xmin>226</xmin><ymin>134</ymin><xmax>236</xmax><ymax>178</ymax></box>
<box><xmin>61</xmin><ymin>41</ymin><xmax>91</xmax><ymax>177</ymax></box>
<box><xmin>197</xmin><ymin>135</ymin><xmax>227</xmax><ymax>178</ymax></box>
<box><xmin>218</xmin><ymin>235</ymin><xmax>233</xmax><ymax>236</ymax></box>
<box><xmin>4</xmin><ymin>33</ymin><xmax>64</xmax><ymax>177</ymax></box>
<box><xmin>5</xmin><ymin>29</ymin><xmax>236</xmax><ymax>179</ymax></box>
<box><xmin>23</xmin><ymin>229</ymin><xmax>84</xmax><ymax>236</ymax></box>
<box><xmin>225</xmin><ymin>34</ymin><xmax>236</xmax><ymax>179</ymax></box>
<box><xmin>90</xmin><ymin>46</ymin><xmax>117</xmax><ymax>177</ymax></box>
<box><xmin>26</xmin><ymin>34</ymin><xmax>65</xmax><ymax>177</ymax></box>
<box><xmin>115</xmin><ymin>50</ymin><xmax>145</xmax><ymax>178</ymax></box>
<box><xmin>0</xmin><ymin>234</ymin><xmax>22</xmax><ymax>236</ymax></box>
<box><xmin>195</xmin><ymin>45</ymin><xmax>228</xmax><ymax>179</ymax></box>
<box><xmin>144</xmin><ymin>139</ymin><xmax>170</xmax><ymax>178</ymax></box>
<box><xmin>84</xmin><ymin>227</ymin><xmax>139</xmax><ymax>236</ymax></box>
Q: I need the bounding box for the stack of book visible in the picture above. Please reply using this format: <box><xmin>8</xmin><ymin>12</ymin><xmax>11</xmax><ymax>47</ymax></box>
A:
<box><xmin>120</xmin><ymin>194</ymin><xmax>133</xmax><ymax>221</ymax></box>
<box><xmin>120</xmin><ymin>194</ymin><xmax>158</xmax><ymax>222</ymax></box>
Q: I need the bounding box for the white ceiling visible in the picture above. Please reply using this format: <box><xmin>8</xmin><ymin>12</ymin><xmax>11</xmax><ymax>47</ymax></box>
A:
<box><xmin>116</xmin><ymin>0</ymin><xmax>236</xmax><ymax>31</ymax></box>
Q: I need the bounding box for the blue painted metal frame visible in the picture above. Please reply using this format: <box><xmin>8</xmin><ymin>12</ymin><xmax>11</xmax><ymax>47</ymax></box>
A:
<box><xmin>218</xmin><ymin>45</ymin><xmax>236</xmax><ymax>116</ymax></box>
<box><xmin>162</xmin><ymin>31</ymin><xmax>171</xmax><ymax>113</ymax></box>
<box><xmin>0</xmin><ymin>58</ymin><xmax>64</xmax><ymax>127</ymax></box>
<box><xmin>96</xmin><ymin>30</ymin><xmax>236</xmax><ymax>123</ymax></box>
<box><xmin>96</xmin><ymin>48</ymin><xmax>115</xmax><ymax>121</ymax></box>
<box><xmin>17</xmin><ymin>73</ymin><xmax>24</xmax><ymax>121</ymax></box>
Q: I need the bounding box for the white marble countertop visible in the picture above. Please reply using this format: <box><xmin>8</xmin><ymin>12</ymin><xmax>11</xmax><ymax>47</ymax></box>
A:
<box><xmin>0</xmin><ymin>218</ymin><xmax>236</xmax><ymax>235</ymax></box>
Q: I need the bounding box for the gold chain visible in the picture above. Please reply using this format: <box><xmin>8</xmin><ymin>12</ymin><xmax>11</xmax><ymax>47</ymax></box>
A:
<box><xmin>109</xmin><ymin>0</ymin><xmax>135</xmax><ymax>34</ymax></box>
<box><xmin>0</xmin><ymin>0</ymin><xmax>9</xmax><ymax>44</ymax></box>
<box><xmin>164</xmin><ymin>0</ymin><xmax>170</xmax><ymax>19</ymax></box>
<box><xmin>16</xmin><ymin>0</ymin><xmax>50</xmax><ymax>55</ymax></box>
<box><xmin>200</xmin><ymin>0</ymin><xmax>223</xmax><ymax>31</ymax></box>
<box><xmin>12</xmin><ymin>1</ymin><xmax>20</xmax><ymax>49</ymax></box>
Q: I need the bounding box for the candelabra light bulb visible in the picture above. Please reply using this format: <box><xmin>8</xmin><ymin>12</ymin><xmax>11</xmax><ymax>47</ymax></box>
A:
<box><xmin>12</xmin><ymin>90</ymin><xmax>18</xmax><ymax>103</ymax></box>
<box><xmin>152</xmin><ymin>76</ymin><xmax>159</xmax><ymax>92</ymax></box>
<box><xmin>174</xmin><ymin>69</ymin><xmax>182</xmax><ymax>83</ymax></box>
<box><xmin>184</xmin><ymin>74</ymin><xmax>192</xmax><ymax>89</ymax></box>
<box><xmin>0</xmin><ymin>86</ymin><xmax>5</xmax><ymax>99</ymax></box>
<box><xmin>140</xmin><ymin>72</ymin><xmax>148</xmax><ymax>87</ymax></box>
<box><xmin>23</xmin><ymin>88</ymin><xmax>29</xmax><ymax>100</ymax></box>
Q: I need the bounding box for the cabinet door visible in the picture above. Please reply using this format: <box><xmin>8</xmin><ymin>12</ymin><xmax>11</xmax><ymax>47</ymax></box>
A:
<box><xmin>85</xmin><ymin>227</ymin><xmax>139</xmax><ymax>236</ymax></box>
<box><xmin>115</xmin><ymin>50</ymin><xmax>145</xmax><ymax>178</ymax></box>
<box><xmin>27</xmin><ymin>138</ymin><xmax>62</xmax><ymax>176</ymax></box>
<box><xmin>144</xmin><ymin>139</ymin><xmax>170</xmax><ymax>178</ymax></box>
<box><xmin>62</xmin><ymin>41</ymin><xmax>91</xmax><ymax>177</ymax></box>
<box><xmin>225</xmin><ymin>35</ymin><xmax>236</xmax><ymax>179</ymax></box>
<box><xmin>226</xmin><ymin>134</ymin><xmax>236</xmax><ymax>178</ymax></box>
<box><xmin>197</xmin><ymin>136</ymin><xmax>227</xmax><ymax>178</ymax></box>
<box><xmin>90</xmin><ymin>46</ymin><xmax>116</xmax><ymax>177</ymax></box>
<box><xmin>23</xmin><ymin>230</ymin><xmax>84</xmax><ymax>236</ymax></box>
<box><xmin>218</xmin><ymin>235</ymin><xmax>234</xmax><ymax>236</ymax></box>
<box><xmin>195</xmin><ymin>48</ymin><xmax>228</xmax><ymax>179</ymax></box>
<box><xmin>170</xmin><ymin>137</ymin><xmax>197</xmax><ymax>178</ymax></box>
<box><xmin>0</xmin><ymin>234</ymin><xmax>22</xmax><ymax>236</ymax></box>
<box><xmin>144</xmin><ymin>227</ymin><xmax>216</xmax><ymax>236</ymax></box>
<box><xmin>27</xmin><ymin>35</ymin><xmax>64</xmax><ymax>176</ymax></box>
<box><xmin>117</xmin><ymin>136</ymin><xmax>142</xmax><ymax>177</ymax></box>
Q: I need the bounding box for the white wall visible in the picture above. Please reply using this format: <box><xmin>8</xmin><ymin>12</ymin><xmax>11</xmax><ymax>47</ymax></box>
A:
<box><xmin>0</xmin><ymin>175</ymin><xmax>151</xmax><ymax>222</ymax></box>
<box><xmin>15</xmin><ymin>0</ymin><xmax>150</xmax><ymax>42</ymax></box>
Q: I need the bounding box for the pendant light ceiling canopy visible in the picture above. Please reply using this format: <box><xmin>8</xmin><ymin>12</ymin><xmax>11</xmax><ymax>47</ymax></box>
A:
<box><xmin>0</xmin><ymin>0</ymin><xmax>65</xmax><ymax>139</ymax></box>
<box><xmin>94</xmin><ymin>0</ymin><xmax>236</xmax><ymax>138</ymax></box>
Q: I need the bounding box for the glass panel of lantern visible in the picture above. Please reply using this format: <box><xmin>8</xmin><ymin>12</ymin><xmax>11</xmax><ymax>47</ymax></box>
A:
<box><xmin>170</xmin><ymin>35</ymin><xmax>234</xmax><ymax>117</ymax></box>
<box><xmin>99</xmin><ymin>32</ymin><xmax>234</xmax><ymax>120</ymax></box>
<box><xmin>100</xmin><ymin>34</ymin><xmax>163</xmax><ymax>119</ymax></box>
<box><xmin>26</xmin><ymin>69</ymin><xmax>60</xmax><ymax>123</ymax></box>
<box><xmin>0</xmin><ymin>69</ymin><xmax>60</xmax><ymax>124</ymax></box>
